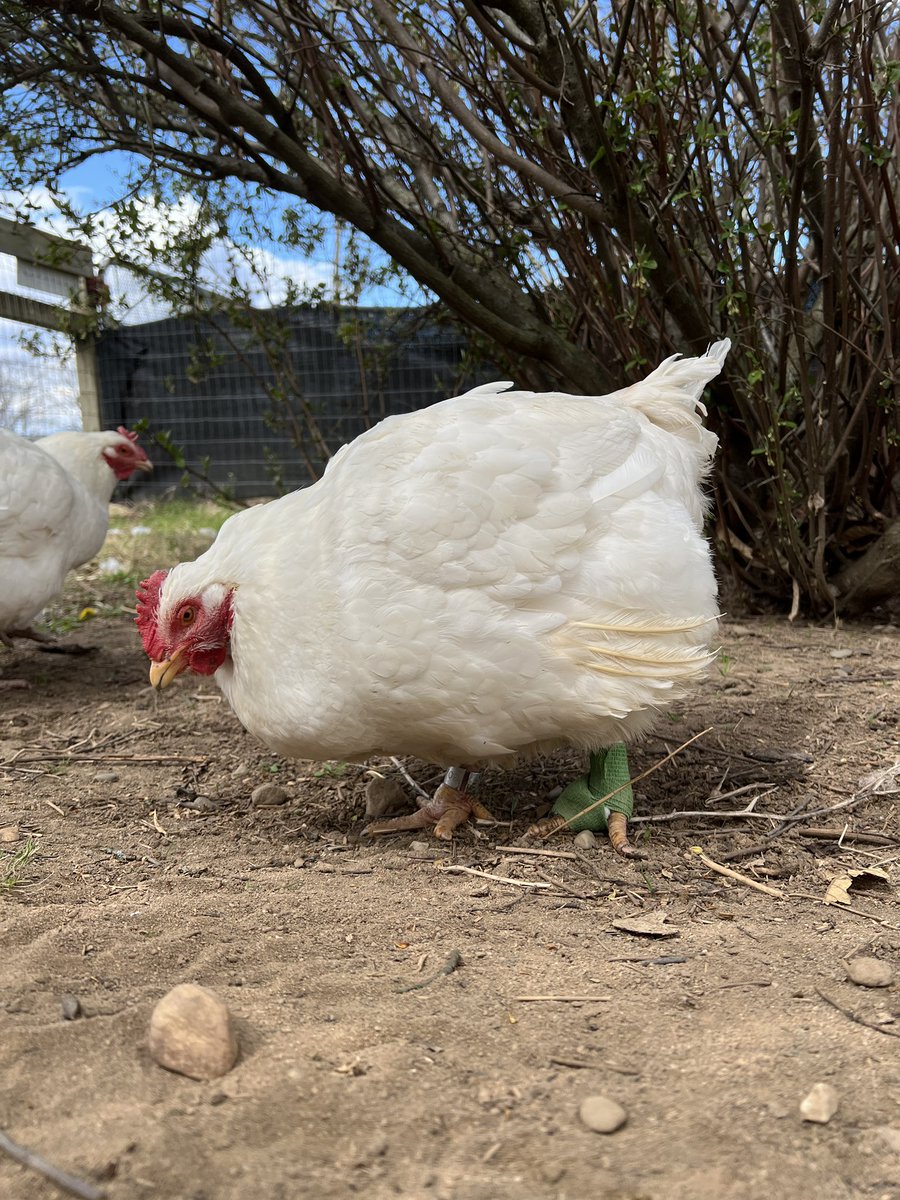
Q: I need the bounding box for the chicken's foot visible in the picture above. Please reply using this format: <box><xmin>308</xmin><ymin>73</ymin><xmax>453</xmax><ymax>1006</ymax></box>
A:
<box><xmin>526</xmin><ymin>745</ymin><xmax>643</xmax><ymax>857</ymax></box>
<box><xmin>364</xmin><ymin>767</ymin><xmax>494</xmax><ymax>840</ymax></box>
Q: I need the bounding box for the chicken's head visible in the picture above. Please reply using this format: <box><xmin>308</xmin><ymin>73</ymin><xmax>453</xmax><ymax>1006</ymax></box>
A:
<box><xmin>136</xmin><ymin>569</ymin><xmax>234</xmax><ymax>688</ymax></box>
<box><xmin>103</xmin><ymin>427</ymin><xmax>152</xmax><ymax>480</ymax></box>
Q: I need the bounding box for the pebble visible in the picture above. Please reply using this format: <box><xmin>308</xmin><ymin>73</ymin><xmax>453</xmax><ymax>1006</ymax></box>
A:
<box><xmin>231</xmin><ymin>763</ymin><xmax>250</xmax><ymax>779</ymax></box>
<box><xmin>364</xmin><ymin>776</ymin><xmax>408</xmax><ymax>819</ymax></box>
<box><xmin>60</xmin><ymin>995</ymin><xmax>82</xmax><ymax>1021</ymax></box>
<box><xmin>408</xmin><ymin>841</ymin><xmax>431</xmax><ymax>856</ymax></box>
<box><xmin>799</xmin><ymin>1082</ymin><xmax>839</xmax><ymax>1124</ymax></box>
<box><xmin>829</xmin><ymin>648</ymin><xmax>853</xmax><ymax>659</ymax></box>
<box><xmin>93</xmin><ymin>771</ymin><xmax>119</xmax><ymax>784</ymax></box>
<box><xmin>876</xmin><ymin>1127</ymin><xmax>900</xmax><ymax>1154</ymax></box>
<box><xmin>250</xmin><ymin>783</ymin><xmax>290</xmax><ymax>808</ymax></box>
<box><xmin>148</xmin><ymin>983</ymin><xmax>239</xmax><ymax>1080</ymax></box>
<box><xmin>574</xmin><ymin>830</ymin><xmax>597</xmax><ymax>849</ymax></box>
<box><xmin>846</xmin><ymin>956</ymin><xmax>894</xmax><ymax>988</ymax></box>
<box><xmin>578</xmin><ymin>1094</ymin><xmax>627</xmax><ymax>1134</ymax></box>
<box><xmin>0</xmin><ymin>824</ymin><xmax>20</xmax><ymax>843</ymax></box>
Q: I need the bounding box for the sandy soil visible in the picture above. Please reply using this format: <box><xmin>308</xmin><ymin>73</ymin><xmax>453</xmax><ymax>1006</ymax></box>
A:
<box><xmin>1</xmin><ymin>616</ymin><xmax>899</xmax><ymax>1200</ymax></box>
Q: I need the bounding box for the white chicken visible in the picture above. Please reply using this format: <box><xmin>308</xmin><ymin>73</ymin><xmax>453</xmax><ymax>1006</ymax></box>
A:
<box><xmin>137</xmin><ymin>342</ymin><xmax>728</xmax><ymax>852</ymax></box>
<box><xmin>0</xmin><ymin>426</ymin><xmax>152</xmax><ymax>676</ymax></box>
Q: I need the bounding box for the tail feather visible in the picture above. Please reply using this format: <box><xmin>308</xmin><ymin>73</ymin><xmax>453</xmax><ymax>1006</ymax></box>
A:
<box><xmin>620</xmin><ymin>338</ymin><xmax>730</xmax><ymax>445</ymax></box>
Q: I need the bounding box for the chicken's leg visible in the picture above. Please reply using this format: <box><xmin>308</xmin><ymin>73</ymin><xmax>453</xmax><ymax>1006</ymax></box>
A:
<box><xmin>527</xmin><ymin>744</ymin><xmax>642</xmax><ymax>857</ymax></box>
<box><xmin>364</xmin><ymin>767</ymin><xmax>495</xmax><ymax>840</ymax></box>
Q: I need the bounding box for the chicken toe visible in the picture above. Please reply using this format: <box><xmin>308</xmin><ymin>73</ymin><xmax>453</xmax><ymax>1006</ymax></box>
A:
<box><xmin>363</xmin><ymin>769</ymin><xmax>494</xmax><ymax>840</ymax></box>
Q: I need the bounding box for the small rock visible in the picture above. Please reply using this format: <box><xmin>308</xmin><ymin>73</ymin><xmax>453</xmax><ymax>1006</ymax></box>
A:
<box><xmin>408</xmin><ymin>841</ymin><xmax>431</xmax><ymax>856</ymax></box>
<box><xmin>0</xmin><ymin>824</ymin><xmax>20</xmax><ymax>843</ymax></box>
<box><xmin>148</xmin><ymin>983</ymin><xmax>239</xmax><ymax>1080</ymax></box>
<box><xmin>364</xmin><ymin>776</ymin><xmax>408</xmax><ymax>819</ymax></box>
<box><xmin>875</xmin><ymin>1127</ymin><xmax>900</xmax><ymax>1154</ymax></box>
<box><xmin>208</xmin><ymin>1091</ymin><xmax>229</xmax><ymax>1106</ymax></box>
<box><xmin>60</xmin><ymin>995</ymin><xmax>82</xmax><ymax>1021</ymax></box>
<box><xmin>829</xmin><ymin>648</ymin><xmax>853</xmax><ymax>659</ymax></box>
<box><xmin>232</xmin><ymin>763</ymin><xmax>250</xmax><ymax>779</ymax></box>
<box><xmin>799</xmin><ymin>1082</ymin><xmax>839</xmax><ymax>1124</ymax></box>
<box><xmin>578</xmin><ymin>1094</ymin><xmax>627</xmax><ymax>1134</ymax></box>
<box><xmin>93</xmin><ymin>771</ymin><xmax>119</xmax><ymax>784</ymax></box>
<box><xmin>250</xmin><ymin>783</ymin><xmax>290</xmax><ymax>808</ymax></box>
<box><xmin>846</xmin><ymin>956</ymin><xmax>894</xmax><ymax>988</ymax></box>
<box><xmin>574</xmin><ymin>830</ymin><xmax>597</xmax><ymax>850</ymax></box>
<box><xmin>130</xmin><ymin>524</ymin><xmax>152</xmax><ymax>536</ymax></box>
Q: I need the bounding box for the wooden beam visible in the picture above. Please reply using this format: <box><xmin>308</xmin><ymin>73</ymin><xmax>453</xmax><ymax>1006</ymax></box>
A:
<box><xmin>0</xmin><ymin>289</ymin><xmax>68</xmax><ymax>331</ymax></box>
<box><xmin>0</xmin><ymin>216</ymin><xmax>93</xmax><ymax>278</ymax></box>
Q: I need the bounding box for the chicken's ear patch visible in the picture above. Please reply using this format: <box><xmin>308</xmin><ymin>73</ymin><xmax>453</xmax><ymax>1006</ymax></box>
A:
<box><xmin>136</xmin><ymin>570</ymin><xmax>169</xmax><ymax>659</ymax></box>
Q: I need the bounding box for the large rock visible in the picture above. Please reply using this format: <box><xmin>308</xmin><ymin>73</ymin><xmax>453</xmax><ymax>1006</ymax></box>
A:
<box><xmin>148</xmin><ymin>983</ymin><xmax>239</xmax><ymax>1080</ymax></box>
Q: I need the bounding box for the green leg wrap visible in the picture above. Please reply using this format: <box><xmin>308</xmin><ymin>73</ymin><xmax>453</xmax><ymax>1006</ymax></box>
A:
<box><xmin>550</xmin><ymin>743</ymin><xmax>634</xmax><ymax>833</ymax></box>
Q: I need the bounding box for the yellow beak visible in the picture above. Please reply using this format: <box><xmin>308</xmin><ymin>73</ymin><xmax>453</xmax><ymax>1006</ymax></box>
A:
<box><xmin>149</xmin><ymin>649</ymin><xmax>187</xmax><ymax>690</ymax></box>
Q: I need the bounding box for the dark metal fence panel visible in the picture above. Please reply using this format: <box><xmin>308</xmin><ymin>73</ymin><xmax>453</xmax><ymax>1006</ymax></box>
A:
<box><xmin>97</xmin><ymin>305</ymin><xmax>494</xmax><ymax>497</ymax></box>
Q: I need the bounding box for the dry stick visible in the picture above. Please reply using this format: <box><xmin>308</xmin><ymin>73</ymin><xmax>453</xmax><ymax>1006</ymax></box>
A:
<box><xmin>718</xmin><ymin>798</ymin><xmax>812</xmax><ymax>862</ymax></box>
<box><xmin>516</xmin><ymin>994</ymin><xmax>613</xmax><ymax>1003</ymax></box>
<box><xmin>815</xmin><ymin>989</ymin><xmax>900</xmax><ymax>1039</ymax></box>
<box><xmin>543</xmin><ymin>728</ymin><xmax>712</xmax><ymax>839</ymax></box>
<box><xmin>797</xmin><ymin>827</ymin><xmax>899</xmax><ymax>846</ymax></box>
<box><xmin>436</xmin><ymin>865</ymin><xmax>550</xmax><ymax>889</ymax></box>
<box><xmin>3</xmin><ymin>753</ymin><xmax>209</xmax><ymax>766</ymax></box>
<box><xmin>0</xmin><ymin>1128</ymin><xmax>105</xmax><ymax>1200</ymax></box>
<box><xmin>495</xmin><ymin>844</ymin><xmax>579</xmax><ymax>860</ymax></box>
<box><xmin>389</xmin><ymin>756</ymin><xmax>432</xmax><ymax>801</ymax></box>
<box><xmin>690</xmin><ymin>847</ymin><xmax>785</xmax><ymax>898</ymax></box>
<box><xmin>788</xmin><ymin>893</ymin><xmax>899</xmax><ymax>929</ymax></box>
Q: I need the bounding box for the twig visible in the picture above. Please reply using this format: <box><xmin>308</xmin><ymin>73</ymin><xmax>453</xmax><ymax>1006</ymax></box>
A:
<box><xmin>631</xmin><ymin>787</ymin><xmax>780</xmax><ymax>824</ymax></box>
<box><xmin>548</xmin><ymin>1056</ymin><xmax>595</xmax><ymax>1069</ymax></box>
<box><xmin>690</xmin><ymin>847</ymin><xmax>785</xmax><ymax>898</ymax></box>
<box><xmin>515</xmin><ymin>994</ymin><xmax>612</xmax><ymax>1003</ymax></box>
<box><xmin>495</xmin><ymin>845</ymin><xmax>578</xmax><ymax>860</ymax></box>
<box><xmin>3</xmin><ymin>753</ymin><xmax>209</xmax><ymax>766</ymax></box>
<box><xmin>718</xmin><ymin>798</ymin><xmax>812</xmax><ymax>861</ymax></box>
<box><xmin>0</xmin><ymin>1128</ymin><xmax>106</xmax><ymax>1200</ymax></box>
<box><xmin>436</xmin><ymin>865</ymin><xmax>550</xmax><ymax>888</ymax></box>
<box><xmin>707</xmin><ymin>782</ymin><xmax>777</xmax><ymax>804</ymax></box>
<box><xmin>389</xmin><ymin>756</ymin><xmax>432</xmax><ymax>801</ymax></box>
<box><xmin>713</xmin><ymin>979</ymin><xmax>773</xmax><ymax>990</ymax></box>
<box><xmin>43</xmin><ymin>799</ymin><xmax>65</xmax><ymax>816</ymax></box>
<box><xmin>395</xmin><ymin>948</ymin><xmax>461</xmax><ymax>994</ymax></box>
<box><xmin>797</xmin><ymin>827</ymin><xmax>898</xmax><ymax>846</ymax></box>
<box><xmin>788</xmin><ymin>893</ymin><xmax>899</xmax><ymax>928</ymax></box>
<box><xmin>608</xmin><ymin>954</ymin><xmax>690</xmax><ymax>965</ymax></box>
<box><xmin>545</xmin><ymin>728</ymin><xmax>712</xmax><ymax>838</ymax></box>
<box><xmin>815</xmin><ymin>989</ymin><xmax>900</xmax><ymax>1039</ymax></box>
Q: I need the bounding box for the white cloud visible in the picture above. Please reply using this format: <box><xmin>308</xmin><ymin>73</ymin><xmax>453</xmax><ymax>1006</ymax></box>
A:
<box><xmin>0</xmin><ymin>187</ymin><xmax>334</xmax><ymax>322</ymax></box>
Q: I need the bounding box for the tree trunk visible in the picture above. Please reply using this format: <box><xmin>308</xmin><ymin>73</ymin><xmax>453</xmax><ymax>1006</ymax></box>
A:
<box><xmin>833</xmin><ymin>520</ymin><xmax>900</xmax><ymax>612</ymax></box>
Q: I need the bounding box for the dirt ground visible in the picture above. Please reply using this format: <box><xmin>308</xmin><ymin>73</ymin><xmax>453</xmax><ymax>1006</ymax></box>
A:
<box><xmin>1</xmin><ymin>614</ymin><xmax>899</xmax><ymax>1200</ymax></box>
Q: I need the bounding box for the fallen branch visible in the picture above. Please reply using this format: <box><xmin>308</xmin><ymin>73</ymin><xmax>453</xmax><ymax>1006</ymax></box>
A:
<box><xmin>0</xmin><ymin>1128</ymin><xmax>105</xmax><ymax>1200</ymax></box>
<box><xmin>2</xmin><ymin>753</ymin><xmax>210</xmax><ymax>766</ymax></box>
<box><xmin>436</xmin><ymin>865</ymin><xmax>550</xmax><ymax>888</ymax></box>
<box><xmin>797</xmin><ymin>827</ymin><xmax>898</xmax><ymax>846</ymax></box>
<box><xmin>495</xmin><ymin>845</ymin><xmax>578</xmax><ymax>860</ymax></box>
<box><xmin>690</xmin><ymin>847</ymin><xmax>785</xmax><ymax>898</ymax></box>
<box><xmin>515</xmin><ymin>994</ymin><xmax>612</xmax><ymax>1003</ymax></box>
<box><xmin>815</xmin><ymin>989</ymin><xmax>900</xmax><ymax>1039</ymax></box>
<box><xmin>545</xmin><ymin>728</ymin><xmax>712</xmax><ymax>839</ymax></box>
<box><xmin>395</xmin><ymin>948</ymin><xmax>461</xmax><ymax>994</ymax></box>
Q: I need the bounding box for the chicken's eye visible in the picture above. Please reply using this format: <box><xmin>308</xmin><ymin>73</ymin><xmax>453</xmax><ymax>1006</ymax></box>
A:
<box><xmin>179</xmin><ymin>606</ymin><xmax>196</xmax><ymax>626</ymax></box>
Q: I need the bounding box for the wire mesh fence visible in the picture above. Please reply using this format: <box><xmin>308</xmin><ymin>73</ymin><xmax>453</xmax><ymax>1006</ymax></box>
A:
<box><xmin>97</xmin><ymin>304</ymin><xmax>494</xmax><ymax>498</ymax></box>
<box><xmin>0</xmin><ymin>252</ymin><xmax>81</xmax><ymax>435</ymax></box>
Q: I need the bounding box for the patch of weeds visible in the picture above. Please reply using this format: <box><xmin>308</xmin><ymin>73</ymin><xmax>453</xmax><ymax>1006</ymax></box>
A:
<box><xmin>313</xmin><ymin>762</ymin><xmax>350</xmax><ymax>778</ymax></box>
<box><xmin>1</xmin><ymin>839</ymin><xmax>38</xmax><ymax>893</ymax></box>
<box><xmin>717</xmin><ymin>652</ymin><xmax>733</xmax><ymax>677</ymax></box>
<box><xmin>665</xmin><ymin>710</ymin><xmax>684</xmax><ymax>723</ymax></box>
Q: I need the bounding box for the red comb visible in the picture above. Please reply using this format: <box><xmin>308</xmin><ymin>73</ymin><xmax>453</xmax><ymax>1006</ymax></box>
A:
<box><xmin>135</xmin><ymin>570</ymin><xmax>169</xmax><ymax>660</ymax></box>
<box><xmin>117</xmin><ymin>426</ymin><xmax>140</xmax><ymax>443</ymax></box>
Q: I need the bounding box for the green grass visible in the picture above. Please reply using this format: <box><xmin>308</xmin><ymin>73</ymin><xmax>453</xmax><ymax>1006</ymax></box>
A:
<box><xmin>1</xmin><ymin>839</ymin><xmax>39</xmax><ymax>893</ymax></box>
<box><xmin>49</xmin><ymin>497</ymin><xmax>238</xmax><ymax>626</ymax></box>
